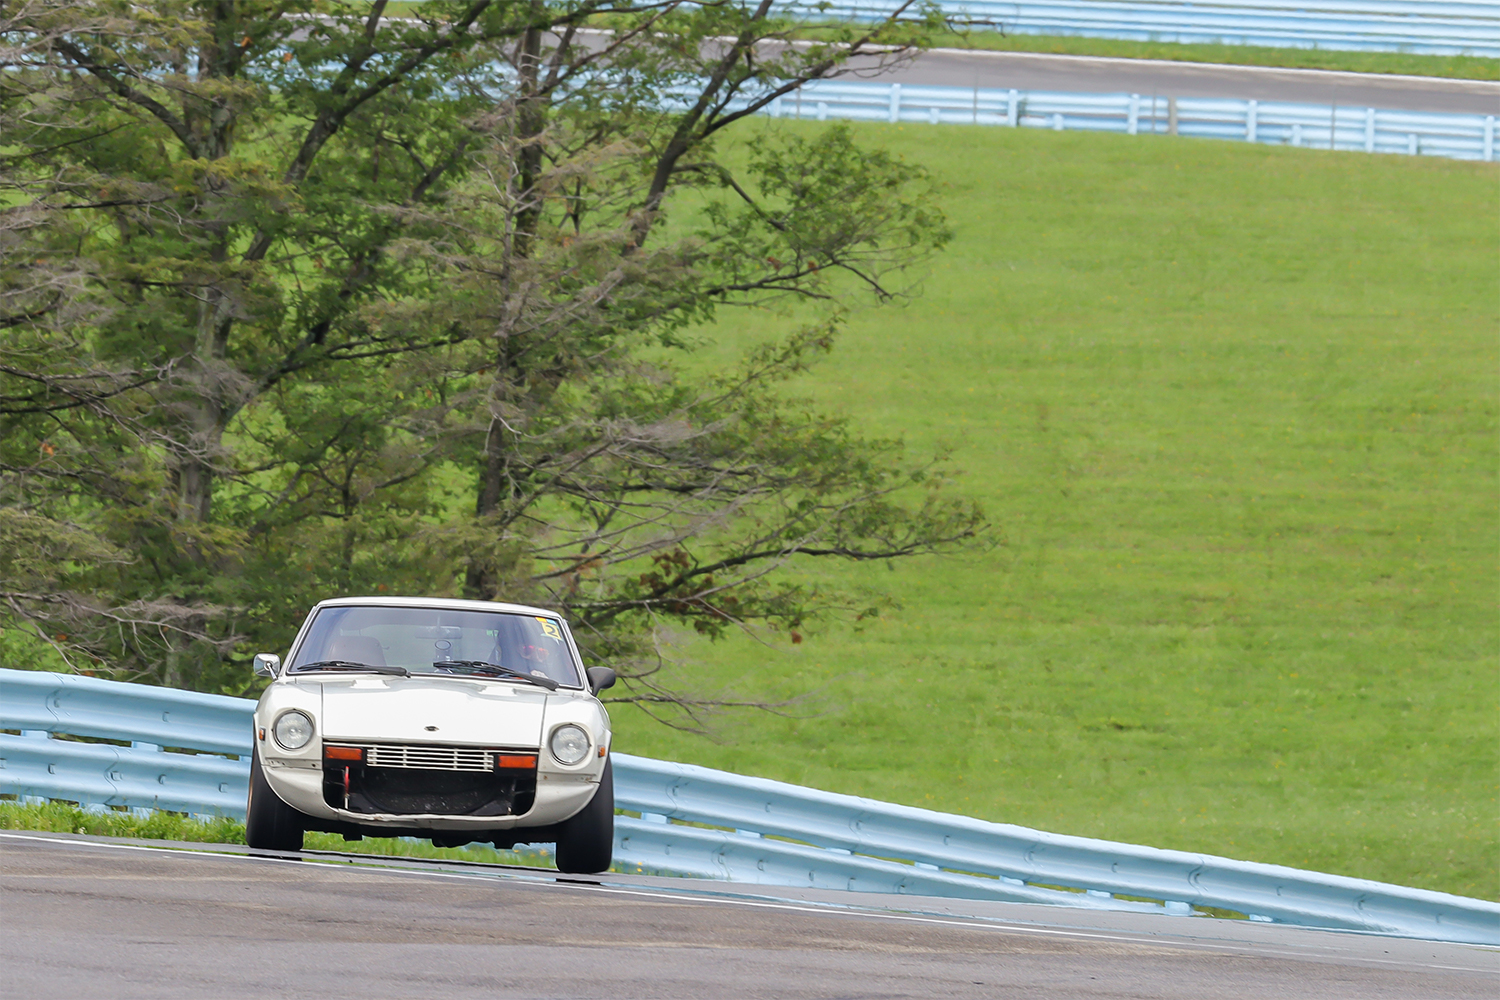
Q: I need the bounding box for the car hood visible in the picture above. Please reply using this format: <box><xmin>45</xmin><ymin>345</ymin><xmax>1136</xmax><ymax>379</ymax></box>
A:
<box><xmin>317</xmin><ymin>675</ymin><xmax>548</xmax><ymax>747</ymax></box>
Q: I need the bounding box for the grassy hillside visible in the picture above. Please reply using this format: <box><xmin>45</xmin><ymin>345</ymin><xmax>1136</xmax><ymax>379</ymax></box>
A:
<box><xmin>613</xmin><ymin>123</ymin><xmax>1499</xmax><ymax>899</ymax></box>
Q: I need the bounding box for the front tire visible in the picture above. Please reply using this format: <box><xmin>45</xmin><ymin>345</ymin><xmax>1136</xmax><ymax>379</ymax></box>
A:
<box><xmin>246</xmin><ymin>744</ymin><xmax>305</xmax><ymax>852</ymax></box>
<box><xmin>554</xmin><ymin>757</ymin><xmax>613</xmax><ymax>874</ymax></box>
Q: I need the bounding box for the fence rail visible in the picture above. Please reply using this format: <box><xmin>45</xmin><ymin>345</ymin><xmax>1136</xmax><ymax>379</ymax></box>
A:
<box><xmin>777</xmin><ymin>1</ymin><xmax>1500</xmax><ymax>57</ymax></box>
<box><xmin>2</xmin><ymin>668</ymin><xmax>1496</xmax><ymax>945</ymax></box>
<box><xmin>724</xmin><ymin>82</ymin><xmax>1498</xmax><ymax>161</ymax></box>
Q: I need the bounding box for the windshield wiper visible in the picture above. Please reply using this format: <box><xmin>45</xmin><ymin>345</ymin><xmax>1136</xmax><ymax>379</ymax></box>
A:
<box><xmin>434</xmin><ymin>660</ymin><xmax>559</xmax><ymax>691</ymax></box>
<box><xmin>291</xmin><ymin>660</ymin><xmax>409</xmax><ymax>676</ymax></box>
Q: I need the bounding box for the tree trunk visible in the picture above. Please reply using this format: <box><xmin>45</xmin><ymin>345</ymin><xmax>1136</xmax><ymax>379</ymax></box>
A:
<box><xmin>169</xmin><ymin>4</ymin><xmax>243</xmax><ymax>524</ymax></box>
<box><xmin>466</xmin><ymin>14</ymin><xmax>546</xmax><ymax>602</ymax></box>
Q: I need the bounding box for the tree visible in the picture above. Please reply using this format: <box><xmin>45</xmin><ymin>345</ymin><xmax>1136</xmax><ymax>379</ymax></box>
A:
<box><xmin>0</xmin><ymin>0</ymin><xmax>982</xmax><ymax>719</ymax></box>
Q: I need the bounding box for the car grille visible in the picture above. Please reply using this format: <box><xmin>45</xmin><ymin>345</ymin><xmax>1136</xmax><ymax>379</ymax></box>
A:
<box><xmin>363</xmin><ymin>744</ymin><xmax>495</xmax><ymax>772</ymax></box>
<box><xmin>324</xmin><ymin>743</ymin><xmax>539</xmax><ymax>817</ymax></box>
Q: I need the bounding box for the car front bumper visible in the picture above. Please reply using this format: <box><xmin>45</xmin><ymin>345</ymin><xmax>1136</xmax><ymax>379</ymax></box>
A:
<box><xmin>260</xmin><ymin>754</ymin><xmax>604</xmax><ymax>831</ymax></box>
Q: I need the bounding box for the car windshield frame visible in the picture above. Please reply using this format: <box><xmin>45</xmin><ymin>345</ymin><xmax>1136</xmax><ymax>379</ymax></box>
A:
<box><xmin>286</xmin><ymin>604</ymin><xmax>584</xmax><ymax>689</ymax></box>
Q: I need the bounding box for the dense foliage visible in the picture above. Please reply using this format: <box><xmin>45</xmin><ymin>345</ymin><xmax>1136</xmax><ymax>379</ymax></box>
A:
<box><xmin>0</xmin><ymin>0</ymin><xmax>982</xmax><ymax>718</ymax></box>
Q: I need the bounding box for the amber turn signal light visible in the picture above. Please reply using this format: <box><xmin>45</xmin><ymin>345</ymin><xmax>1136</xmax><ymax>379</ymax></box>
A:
<box><xmin>496</xmin><ymin>754</ymin><xmax>537</xmax><ymax>769</ymax></box>
<box><xmin>324</xmin><ymin>746</ymin><xmax>363</xmax><ymax>761</ymax></box>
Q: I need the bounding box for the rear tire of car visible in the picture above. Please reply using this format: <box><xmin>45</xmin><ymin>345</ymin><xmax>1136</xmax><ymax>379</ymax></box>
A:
<box><xmin>246</xmin><ymin>744</ymin><xmax>306</xmax><ymax>852</ymax></box>
<box><xmin>554</xmin><ymin>757</ymin><xmax>613</xmax><ymax>874</ymax></box>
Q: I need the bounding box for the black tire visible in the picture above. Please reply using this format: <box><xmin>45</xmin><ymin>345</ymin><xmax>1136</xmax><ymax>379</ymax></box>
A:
<box><xmin>554</xmin><ymin>757</ymin><xmax>614</xmax><ymax>874</ymax></box>
<box><xmin>245</xmin><ymin>744</ymin><xmax>305</xmax><ymax>852</ymax></box>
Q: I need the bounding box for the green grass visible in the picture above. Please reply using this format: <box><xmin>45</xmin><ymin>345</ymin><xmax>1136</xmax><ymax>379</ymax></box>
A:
<box><xmin>611</xmin><ymin>123</ymin><xmax>1500</xmax><ymax>900</ymax></box>
<box><xmin>917</xmin><ymin>31</ymin><xmax>1500</xmax><ymax>81</ymax></box>
<box><xmin>0</xmin><ymin>799</ymin><xmax>557</xmax><ymax>867</ymax></box>
<box><xmin>0</xmin><ymin>799</ymin><xmax>249</xmax><ymax>846</ymax></box>
<box><xmin>0</xmin><ymin>799</ymin><xmax>675</xmax><ymax>878</ymax></box>
<box><xmin>0</xmin><ymin>799</ymin><xmax>692</xmax><ymax>879</ymax></box>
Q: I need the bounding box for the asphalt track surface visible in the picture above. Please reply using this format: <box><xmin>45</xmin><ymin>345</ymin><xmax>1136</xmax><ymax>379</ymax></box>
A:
<box><xmin>860</xmin><ymin>49</ymin><xmax>1500</xmax><ymax>115</ymax></box>
<box><xmin>2</xmin><ymin>831</ymin><xmax>1495</xmax><ymax>999</ymax></box>
<box><xmin>562</xmin><ymin>29</ymin><xmax>1499</xmax><ymax>114</ymax></box>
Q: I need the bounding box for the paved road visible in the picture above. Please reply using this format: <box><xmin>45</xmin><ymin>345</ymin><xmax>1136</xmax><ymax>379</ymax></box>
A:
<box><xmin>845</xmin><ymin>49</ymin><xmax>1500</xmax><ymax>114</ymax></box>
<box><xmin>2</xmin><ymin>832</ymin><xmax>1495</xmax><ymax>999</ymax></box>
<box><xmin>566</xmin><ymin>29</ymin><xmax>1500</xmax><ymax>114</ymax></box>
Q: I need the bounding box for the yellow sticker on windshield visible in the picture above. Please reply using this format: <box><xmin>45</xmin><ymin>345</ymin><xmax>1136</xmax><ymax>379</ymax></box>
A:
<box><xmin>535</xmin><ymin>618</ymin><xmax>563</xmax><ymax>641</ymax></box>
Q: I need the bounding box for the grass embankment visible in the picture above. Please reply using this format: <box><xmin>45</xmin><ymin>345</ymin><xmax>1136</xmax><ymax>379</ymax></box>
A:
<box><xmin>918</xmin><ymin>32</ymin><xmax>1500</xmax><ymax>81</ymax></box>
<box><xmin>615</xmin><ymin>123</ymin><xmax>1499</xmax><ymax>899</ymax></box>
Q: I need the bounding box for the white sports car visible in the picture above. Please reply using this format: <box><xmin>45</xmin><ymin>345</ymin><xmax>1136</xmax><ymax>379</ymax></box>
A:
<box><xmin>247</xmin><ymin>596</ymin><xmax>615</xmax><ymax>873</ymax></box>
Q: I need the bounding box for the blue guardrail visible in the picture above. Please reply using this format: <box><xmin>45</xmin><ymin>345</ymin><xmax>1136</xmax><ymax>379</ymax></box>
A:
<box><xmin>780</xmin><ymin>1</ymin><xmax>1500</xmax><ymax>58</ymax></box>
<box><xmin>1</xmin><ymin>668</ymin><xmax>1496</xmax><ymax>945</ymax></box>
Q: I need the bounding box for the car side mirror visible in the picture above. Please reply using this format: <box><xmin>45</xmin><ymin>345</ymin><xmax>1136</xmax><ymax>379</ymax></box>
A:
<box><xmin>586</xmin><ymin>666</ymin><xmax>616</xmax><ymax>693</ymax></box>
<box><xmin>253</xmin><ymin>653</ymin><xmax>282</xmax><ymax>679</ymax></box>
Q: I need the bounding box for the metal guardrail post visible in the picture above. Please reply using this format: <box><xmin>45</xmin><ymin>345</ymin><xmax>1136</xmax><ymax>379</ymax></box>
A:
<box><xmin>888</xmin><ymin>83</ymin><xmax>900</xmax><ymax>124</ymax></box>
<box><xmin>1486</xmin><ymin>116</ymin><xmax>1495</xmax><ymax>161</ymax></box>
<box><xmin>1247</xmin><ymin>99</ymin><xmax>1258</xmax><ymax>143</ymax></box>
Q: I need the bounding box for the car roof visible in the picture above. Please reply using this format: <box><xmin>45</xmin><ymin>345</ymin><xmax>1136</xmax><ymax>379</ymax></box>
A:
<box><xmin>312</xmin><ymin>596</ymin><xmax>564</xmax><ymax>619</ymax></box>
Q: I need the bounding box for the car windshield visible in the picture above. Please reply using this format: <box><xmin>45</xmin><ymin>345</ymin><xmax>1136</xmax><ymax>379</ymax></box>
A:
<box><xmin>288</xmin><ymin>605</ymin><xmax>582</xmax><ymax>687</ymax></box>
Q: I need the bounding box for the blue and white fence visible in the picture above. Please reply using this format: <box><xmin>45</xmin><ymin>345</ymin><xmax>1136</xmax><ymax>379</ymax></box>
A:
<box><xmin>742</xmin><ymin>81</ymin><xmax>1498</xmax><ymax>160</ymax></box>
<box><xmin>2</xmin><ymin>668</ymin><xmax>1497</xmax><ymax>945</ymax></box>
<box><xmin>779</xmin><ymin>1</ymin><xmax>1500</xmax><ymax>57</ymax></box>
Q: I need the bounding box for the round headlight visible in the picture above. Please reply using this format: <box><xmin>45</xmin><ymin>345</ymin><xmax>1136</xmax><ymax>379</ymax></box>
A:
<box><xmin>549</xmin><ymin>724</ymin><xmax>590</xmax><ymax>765</ymax></box>
<box><xmin>274</xmin><ymin>710</ymin><xmax>314</xmax><ymax>751</ymax></box>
